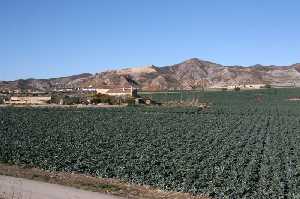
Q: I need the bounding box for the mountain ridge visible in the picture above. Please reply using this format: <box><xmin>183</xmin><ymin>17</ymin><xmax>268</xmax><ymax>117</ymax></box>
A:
<box><xmin>1</xmin><ymin>58</ymin><xmax>300</xmax><ymax>91</ymax></box>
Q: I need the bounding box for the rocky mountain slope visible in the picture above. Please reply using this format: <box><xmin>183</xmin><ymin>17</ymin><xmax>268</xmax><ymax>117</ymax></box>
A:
<box><xmin>2</xmin><ymin>58</ymin><xmax>300</xmax><ymax>91</ymax></box>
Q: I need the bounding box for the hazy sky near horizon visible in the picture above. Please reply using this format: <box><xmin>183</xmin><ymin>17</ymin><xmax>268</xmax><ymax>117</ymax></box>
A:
<box><xmin>0</xmin><ymin>0</ymin><xmax>300</xmax><ymax>80</ymax></box>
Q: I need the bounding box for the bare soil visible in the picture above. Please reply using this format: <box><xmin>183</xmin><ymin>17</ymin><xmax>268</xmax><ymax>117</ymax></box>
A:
<box><xmin>0</xmin><ymin>175</ymin><xmax>123</xmax><ymax>199</ymax></box>
<box><xmin>0</xmin><ymin>163</ymin><xmax>210</xmax><ymax>199</ymax></box>
<box><xmin>0</xmin><ymin>104</ymin><xmax>128</xmax><ymax>108</ymax></box>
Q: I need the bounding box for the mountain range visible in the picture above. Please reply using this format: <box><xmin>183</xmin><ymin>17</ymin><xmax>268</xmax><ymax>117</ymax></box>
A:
<box><xmin>1</xmin><ymin>58</ymin><xmax>300</xmax><ymax>91</ymax></box>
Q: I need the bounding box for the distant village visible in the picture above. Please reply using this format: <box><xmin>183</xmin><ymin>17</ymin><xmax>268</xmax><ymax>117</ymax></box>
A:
<box><xmin>213</xmin><ymin>83</ymin><xmax>269</xmax><ymax>90</ymax></box>
<box><xmin>0</xmin><ymin>86</ymin><xmax>148</xmax><ymax>106</ymax></box>
<box><xmin>0</xmin><ymin>83</ymin><xmax>270</xmax><ymax>106</ymax></box>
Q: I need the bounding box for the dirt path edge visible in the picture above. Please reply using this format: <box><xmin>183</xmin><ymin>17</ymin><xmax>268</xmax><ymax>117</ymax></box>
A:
<box><xmin>0</xmin><ymin>163</ymin><xmax>210</xmax><ymax>199</ymax></box>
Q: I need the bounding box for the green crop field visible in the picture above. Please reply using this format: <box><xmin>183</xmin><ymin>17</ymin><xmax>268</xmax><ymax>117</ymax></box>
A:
<box><xmin>1</xmin><ymin>88</ymin><xmax>300</xmax><ymax>198</ymax></box>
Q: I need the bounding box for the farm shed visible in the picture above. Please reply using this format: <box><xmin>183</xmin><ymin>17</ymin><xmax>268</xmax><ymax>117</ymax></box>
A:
<box><xmin>227</xmin><ymin>84</ymin><xmax>265</xmax><ymax>90</ymax></box>
<box><xmin>243</xmin><ymin>84</ymin><xmax>265</xmax><ymax>89</ymax></box>
<box><xmin>5</xmin><ymin>96</ymin><xmax>51</xmax><ymax>105</ymax></box>
<box><xmin>96</xmin><ymin>87</ymin><xmax>137</xmax><ymax>97</ymax></box>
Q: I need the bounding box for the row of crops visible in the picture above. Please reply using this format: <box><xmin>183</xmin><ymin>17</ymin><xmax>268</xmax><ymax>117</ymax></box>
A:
<box><xmin>1</xmin><ymin>88</ymin><xmax>300</xmax><ymax>198</ymax></box>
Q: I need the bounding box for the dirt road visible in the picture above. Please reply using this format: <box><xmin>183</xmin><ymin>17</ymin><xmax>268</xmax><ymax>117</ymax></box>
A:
<box><xmin>0</xmin><ymin>175</ymin><xmax>124</xmax><ymax>199</ymax></box>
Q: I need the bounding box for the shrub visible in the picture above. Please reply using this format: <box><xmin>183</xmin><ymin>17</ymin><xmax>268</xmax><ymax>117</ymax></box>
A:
<box><xmin>234</xmin><ymin>87</ymin><xmax>240</xmax><ymax>91</ymax></box>
<box><xmin>91</xmin><ymin>94</ymin><xmax>132</xmax><ymax>105</ymax></box>
<box><xmin>91</xmin><ymin>94</ymin><xmax>113</xmax><ymax>104</ymax></box>
<box><xmin>50</xmin><ymin>95</ymin><xmax>81</xmax><ymax>105</ymax></box>
<box><xmin>264</xmin><ymin>84</ymin><xmax>272</xmax><ymax>89</ymax></box>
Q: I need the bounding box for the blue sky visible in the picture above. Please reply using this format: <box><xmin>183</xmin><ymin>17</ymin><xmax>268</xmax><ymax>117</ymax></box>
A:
<box><xmin>0</xmin><ymin>0</ymin><xmax>300</xmax><ymax>80</ymax></box>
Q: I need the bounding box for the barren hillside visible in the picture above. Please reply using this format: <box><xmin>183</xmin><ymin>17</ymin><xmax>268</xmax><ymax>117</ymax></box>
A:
<box><xmin>1</xmin><ymin>58</ymin><xmax>300</xmax><ymax>91</ymax></box>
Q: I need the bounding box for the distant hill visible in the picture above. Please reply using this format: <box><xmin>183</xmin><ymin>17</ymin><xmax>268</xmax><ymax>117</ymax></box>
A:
<box><xmin>2</xmin><ymin>58</ymin><xmax>300</xmax><ymax>91</ymax></box>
